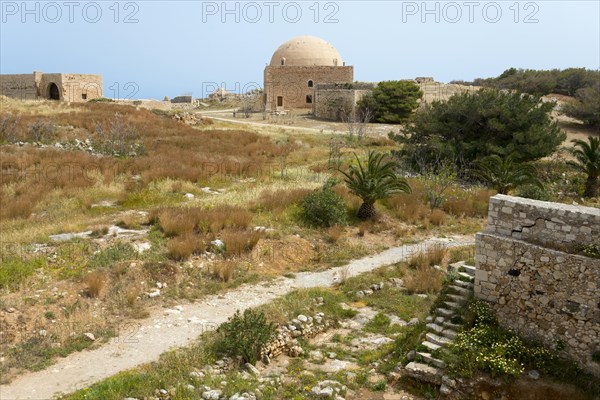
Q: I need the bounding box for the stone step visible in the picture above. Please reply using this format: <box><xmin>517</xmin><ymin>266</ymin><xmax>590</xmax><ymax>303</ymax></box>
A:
<box><xmin>434</xmin><ymin>316</ymin><xmax>445</xmax><ymax>324</ymax></box>
<box><xmin>448</xmin><ymin>285</ymin><xmax>471</xmax><ymax>295</ymax></box>
<box><xmin>453</xmin><ymin>280</ymin><xmax>474</xmax><ymax>289</ymax></box>
<box><xmin>462</xmin><ymin>265</ymin><xmax>476</xmax><ymax>277</ymax></box>
<box><xmin>425</xmin><ymin>332</ymin><xmax>453</xmax><ymax>347</ymax></box>
<box><xmin>457</xmin><ymin>272</ymin><xmax>474</xmax><ymax>281</ymax></box>
<box><xmin>446</xmin><ymin>293</ymin><xmax>468</xmax><ymax>303</ymax></box>
<box><xmin>441</xmin><ymin>328</ymin><xmax>457</xmax><ymax>340</ymax></box>
<box><xmin>426</xmin><ymin>323</ymin><xmax>444</xmax><ymax>333</ymax></box>
<box><xmin>443</xmin><ymin>301</ymin><xmax>462</xmax><ymax>310</ymax></box>
<box><xmin>404</xmin><ymin>362</ymin><xmax>443</xmax><ymax>385</ymax></box>
<box><xmin>428</xmin><ymin>323</ymin><xmax>457</xmax><ymax>340</ymax></box>
<box><xmin>421</xmin><ymin>340</ymin><xmax>441</xmax><ymax>352</ymax></box>
<box><xmin>442</xmin><ymin>320</ymin><xmax>461</xmax><ymax>330</ymax></box>
<box><xmin>416</xmin><ymin>352</ymin><xmax>446</xmax><ymax>368</ymax></box>
<box><xmin>436</xmin><ymin>308</ymin><xmax>454</xmax><ymax>318</ymax></box>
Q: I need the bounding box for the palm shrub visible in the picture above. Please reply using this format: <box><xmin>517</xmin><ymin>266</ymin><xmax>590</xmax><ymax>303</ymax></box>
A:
<box><xmin>471</xmin><ymin>155</ymin><xmax>542</xmax><ymax>195</ymax></box>
<box><xmin>216</xmin><ymin>309</ymin><xmax>275</xmax><ymax>364</ymax></box>
<box><xmin>567</xmin><ymin>136</ymin><xmax>600</xmax><ymax>197</ymax></box>
<box><xmin>339</xmin><ymin>151</ymin><xmax>411</xmax><ymax>220</ymax></box>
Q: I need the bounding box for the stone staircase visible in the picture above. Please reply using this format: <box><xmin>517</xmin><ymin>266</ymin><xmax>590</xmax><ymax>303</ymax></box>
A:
<box><xmin>403</xmin><ymin>262</ymin><xmax>475</xmax><ymax>385</ymax></box>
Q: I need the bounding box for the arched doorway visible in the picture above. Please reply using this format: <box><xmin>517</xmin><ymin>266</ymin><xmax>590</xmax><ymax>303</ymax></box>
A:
<box><xmin>48</xmin><ymin>83</ymin><xmax>60</xmax><ymax>100</ymax></box>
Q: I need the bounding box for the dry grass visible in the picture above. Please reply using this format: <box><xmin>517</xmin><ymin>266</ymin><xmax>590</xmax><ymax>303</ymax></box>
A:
<box><xmin>428</xmin><ymin>209</ymin><xmax>447</xmax><ymax>226</ymax></box>
<box><xmin>408</xmin><ymin>244</ymin><xmax>448</xmax><ymax>269</ymax></box>
<box><xmin>211</xmin><ymin>260</ymin><xmax>236</xmax><ymax>282</ymax></box>
<box><xmin>332</xmin><ymin>185</ymin><xmax>361</xmax><ymax>212</ymax></box>
<box><xmin>442</xmin><ymin>188</ymin><xmax>494</xmax><ymax>217</ymax></box>
<box><xmin>153</xmin><ymin>205</ymin><xmax>253</xmax><ymax>237</ymax></box>
<box><xmin>337</xmin><ymin>265</ymin><xmax>350</xmax><ymax>286</ymax></box>
<box><xmin>327</xmin><ymin>225</ymin><xmax>343</xmax><ymax>243</ymax></box>
<box><xmin>153</xmin><ymin>205</ymin><xmax>259</xmax><ymax>260</ymax></box>
<box><xmin>83</xmin><ymin>271</ymin><xmax>107</xmax><ymax>298</ymax></box>
<box><xmin>254</xmin><ymin>188</ymin><xmax>312</xmax><ymax>215</ymax></box>
<box><xmin>126</xmin><ymin>285</ymin><xmax>139</xmax><ymax>306</ymax></box>
<box><xmin>428</xmin><ymin>243</ymin><xmax>448</xmax><ymax>266</ymax></box>
<box><xmin>221</xmin><ymin>230</ymin><xmax>262</xmax><ymax>257</ymax></box>
<box><xmin>167</xmin><ymin>234</ymin><xmax>206</xmax><ymax>260</ymax></box>
<box><xmin>404</xmin><ymin>265</ymin><xmax>443</xmax><ymax>294</ymax></box>
<box><xmin>385</xmin><ymin>192</ymin><xmax>430</xmax><ymax>224</ymax></box>
<box><xmin>1</xmin><ymin>101</ymin><xmax>286</xmax><ymax>221</ymax></box>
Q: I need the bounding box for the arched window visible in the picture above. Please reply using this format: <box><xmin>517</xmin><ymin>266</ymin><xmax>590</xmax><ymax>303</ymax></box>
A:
<box><xmin>280</xmin><ymin>58</ymin><xmax>286</xmax><ymax>66</ymax></box>
<box><xmin>307</xmin><ymin>80</ymin><xmax>313</xmax><ymax>88</ymax></box>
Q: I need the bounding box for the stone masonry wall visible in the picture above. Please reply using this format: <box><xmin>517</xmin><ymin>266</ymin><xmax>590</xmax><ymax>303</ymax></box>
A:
<box><xmin>0</xmin><ymin>74</ymin><xmax>38</xmax><ymax>100</ymax></box>
<box><xmin>486</xmin><ymin>194</ymin><xmax>600</xmax><ymax>248</ymax></box>
<box><xmin>313</xmin><ymin>87</ymin><xmax>372</xmax><ymax>121</ymax></box>
<box><xmin>0</xmin><ymin>72</ymin><xmax>102</xmax><ymax>102</ymax></box>
<box><xmin>475</xmin><ymin>195</ymin><xmax>600</xmax><ymax>375</ymax></box>
<box><xmin>264</xmin><ymin>65</ymin><xmax>353</xmax><ymax>111</ymax></box>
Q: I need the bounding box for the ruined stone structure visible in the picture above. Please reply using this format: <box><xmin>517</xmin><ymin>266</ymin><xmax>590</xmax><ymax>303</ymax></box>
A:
<box><xmin>264</xmin><ymin>36</ymin><xmax>353</xmax><ymax>111</ymax></box>
<box><xmin>313</xmin><ymin>82</ymin><xmax>376</xmax><ymax>120</ymax></box>
<box><xmin>475</xmin><ymin>195</ymin><xmax>600</xmax><ymax>375</ymax></box>
<box><xmin>0</xmin><ymin>71</ymin><xmax>102</xmax><ymax>102</ymax></box>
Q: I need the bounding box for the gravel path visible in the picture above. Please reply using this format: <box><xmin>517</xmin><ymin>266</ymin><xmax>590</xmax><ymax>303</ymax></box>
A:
<box><xmin>0</xmin><ymin>236</ymin><xmax>474</xmax><ymax>400</ymax></box>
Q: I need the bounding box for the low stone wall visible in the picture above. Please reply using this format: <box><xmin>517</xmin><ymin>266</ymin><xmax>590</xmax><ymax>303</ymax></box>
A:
<box><xmin>475</xmin><ymin>195</ymin><xmax>600</xmax><ymax>376</ymax></box>
<box><xmin>486</xmin><ymin>194</ymin><xmax>600</xmax><ymax>248</ymax></box>
<box><xmin>260</xmin><ymin>311</ymin><xmax>332</xmax><ymax>362</ymax></box>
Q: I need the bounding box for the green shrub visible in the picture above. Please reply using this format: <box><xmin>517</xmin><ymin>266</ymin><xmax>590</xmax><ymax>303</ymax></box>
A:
<box><xmin>577</xmin><ymin>243</ymin><xmax>600</xmax><ymax>259</ymax></box>
<box><xmin>365</xmin><ymin>312</ymin><xmax>391</xmax><ymax>333</ymax></box>
<box><xmin>517</xmin><ymin>184</ymin><xmax>551</xmax><ymax>201</ymax></box>
<box><xmin>216</xmin><ymin>309</ymin><xmax>275</xmax><ymax>364</ymax></box>
<box><xmin>447</xmin><ymin>300</ymin><xmax>555</xmax><ymax>378</ymax></box>
<box><xmin>299</xmin><ymin>189</ymin><xmax>348</xmax><ymax>227</ymax></box>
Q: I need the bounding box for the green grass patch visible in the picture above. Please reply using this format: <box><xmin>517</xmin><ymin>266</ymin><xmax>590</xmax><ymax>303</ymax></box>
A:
<box><xmin>0</xmin><ymin>256</ymin><xmax>46</xmax><ymax>290</ymax></box>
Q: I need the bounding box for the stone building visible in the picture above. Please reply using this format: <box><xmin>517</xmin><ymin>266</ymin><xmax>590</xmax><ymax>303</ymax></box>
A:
<box><xmin>264</xmin><ymin>36</ymin><xmax>353</xmax><ymax>111</ymax></box>
<box><xmin>313</xmin><ymin>82</ymin><xmax>376</xmax><ymax>120</ymax></box>
<box><xmin>0</xmin><ymin>71</ymin><xmax>102</xmax><ymax>102</ymax></box>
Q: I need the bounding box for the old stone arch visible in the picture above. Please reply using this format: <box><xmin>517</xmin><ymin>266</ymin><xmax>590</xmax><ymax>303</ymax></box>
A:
<box><xmin>48</xmin><ymin>82</ymin><xmax>60</xmax><ymax>100</ymax></box>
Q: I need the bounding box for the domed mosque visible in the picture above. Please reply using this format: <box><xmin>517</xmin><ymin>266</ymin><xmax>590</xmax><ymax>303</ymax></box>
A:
<box><xmin>264</xmin><ymin>35</ymin><xmax>354</xmax><ymax>111</ymax></box>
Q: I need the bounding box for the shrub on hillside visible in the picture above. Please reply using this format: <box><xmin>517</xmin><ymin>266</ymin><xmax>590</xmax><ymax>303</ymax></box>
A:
<box><xmin>299</xmin><ymin>188</ymin><xmax>348</xmax><ymax>227</ymax></box>
<box><xmin>394</xmin><ymin>88</ymin><xmax>566</xmax><ymax>172</ymax></box>
<box><xmin>216</xmin><ymin>309</ymin><xmax>275</xmax><ymax>364</ymax></box>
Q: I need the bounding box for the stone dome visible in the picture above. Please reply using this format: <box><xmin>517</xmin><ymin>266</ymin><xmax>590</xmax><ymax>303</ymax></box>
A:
<box><xmin>269</xmin><ymin>36</ymin><xmax>343</xmax><ymax>67</ymax></box>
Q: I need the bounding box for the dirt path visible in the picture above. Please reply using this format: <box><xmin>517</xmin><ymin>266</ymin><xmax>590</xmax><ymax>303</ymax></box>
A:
<box><xmin>0</xmin><ymin>236</ymin><xmax>474</xmax><ymax>400</ymax></box>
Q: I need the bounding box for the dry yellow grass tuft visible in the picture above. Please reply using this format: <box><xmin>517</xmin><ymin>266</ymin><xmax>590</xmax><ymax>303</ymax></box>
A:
<box><xmin>221</xmin><ymin>230</ymin><xmax>262</xmax><ymax>257</ymax></box>
<box><xmin>84</xmin><ymin>271</ymin><xmax>107</xmax><ymax>298</ymax></box>
<box><xmin>167</xmin><ymin>234</ymin><xmax>206</xmax><ymax>261</ymax></box>
<box><xmin>428</xmin><ymin>209</ymin><xmax>447</xmax><ymax>226</ymax></box>
<box><xmin>327</xmin><ymin>225</ymin><xmax>343</xmax><ymax>243</ymax></box>
<box><xmin>404</xmin><ymin>265</ymin><xmax>443</xmax><ymax>294</ymax></box>
<box><xmin>254</xmin><ymin>188</ymin><xmax>312</xmax><ymax>215</ymax></box>
<box><xmin>211</xmin><ymin>260</ymin><xmax>236</xmax><ymax>282</ymax></box>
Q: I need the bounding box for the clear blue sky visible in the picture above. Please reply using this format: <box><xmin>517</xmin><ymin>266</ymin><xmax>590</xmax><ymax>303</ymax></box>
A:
<box><xmin>1</xmin><ymin>1</ymin><xmax>599</xmax><ymax>99</ymax></box>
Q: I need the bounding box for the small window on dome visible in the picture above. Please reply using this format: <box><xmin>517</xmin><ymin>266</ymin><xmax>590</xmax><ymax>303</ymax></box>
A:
<box><xmin>308</xmin><ymin>80</ymin><xmax>313</xmax><ymax>88</ymax></box>
<box><xmin>281</xmin><ymin>58</ymin><xmax>286</xmax><ymax>66</ymax></box>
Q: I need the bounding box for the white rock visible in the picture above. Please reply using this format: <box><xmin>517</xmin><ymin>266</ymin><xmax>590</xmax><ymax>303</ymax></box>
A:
<box><xmin>83</xmin><ymin>332</ymin><xmax>95</xmax><ymax>341</ymax></box>
<box><xmin>297</xmin><ymin>314</ymin><xmax>308</xmax><ymax>322</ymax></box>
<box><xmin>202</xmin><ymin>389</ymin><xmax>222</xmax><ymax>400</ymax></box>
<box><xmin>184</xmin><ymin>193</ymin><xmax>195</xmax><ymax>199</ymax></box>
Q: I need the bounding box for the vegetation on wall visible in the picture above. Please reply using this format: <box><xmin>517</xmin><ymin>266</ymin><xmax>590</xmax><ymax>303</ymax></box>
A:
<box><xmin>465</xmin><ymin>67</ymin><xmax>600</xmax><ymax>97</ymax></box>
